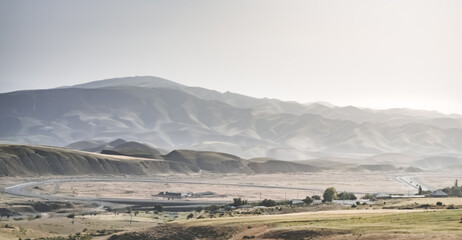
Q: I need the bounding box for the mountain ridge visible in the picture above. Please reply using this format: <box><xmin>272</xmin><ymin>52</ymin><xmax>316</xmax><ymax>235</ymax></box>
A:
<box><xmin>1</xmin><ymin>76</ymin><xmax>462</xmax><ymax>159</ymax></box>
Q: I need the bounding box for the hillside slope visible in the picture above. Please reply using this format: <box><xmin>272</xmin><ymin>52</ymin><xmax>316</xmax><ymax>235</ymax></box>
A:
<box><xmin>0</xmin><ymin>144</ymin><xmax>322</xmax><ymax>177</ymax></box>
<box><xmin>0</xmin><ymin>144</ymin><xmax>191</xmax><ymax>177</ymax></box>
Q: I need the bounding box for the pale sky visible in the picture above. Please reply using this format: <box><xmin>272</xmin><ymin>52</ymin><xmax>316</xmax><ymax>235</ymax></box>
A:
<box><xmin>1</xmin><ymin>0</ymin><xmax>461</xmax><ymax>114</ymax></box>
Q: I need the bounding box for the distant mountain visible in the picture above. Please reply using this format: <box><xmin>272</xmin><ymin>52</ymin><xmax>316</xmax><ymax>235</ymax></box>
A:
<box><xmin>101</xmin><ymin>141</ymin><xmax>163</xmax><ymax>159</ymax></box>
<box><xmin>1</xmin><ymin>76</ymin><xmax>462</xmax><ymax>159</ymax></box>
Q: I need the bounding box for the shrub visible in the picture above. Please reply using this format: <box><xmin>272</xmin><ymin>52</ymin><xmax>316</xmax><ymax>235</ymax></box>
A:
<box><xmin>312</xmin><ymin>195</ymin><xmax>321</xmax><ymax>200</ymax></box>
<box><xmin>154</xmin><ymin>204</ymin><xmax>163</xmax><ymax>213</ymax></box>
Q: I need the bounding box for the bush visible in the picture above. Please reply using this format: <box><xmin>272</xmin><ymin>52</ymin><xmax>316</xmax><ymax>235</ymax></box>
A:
<box><xmin>312</xmin><ymin>195</ymin><xmax>321</xmax><ymax>200</ymax></box>
<box><xmin>436</xmin><ymin>201</ymin><xmax>443</xmax><ymax>206</ymax></box>
<box><xmin>187</xmin><ymin>213</ymin><xmax>194</xmax><ymax>219</ymax></box>
<box><xmin>206</xmin><ymin>205</ymin><xmax>220</xmax><ymax>213</ymax></box>
<box><xmin>154</xmin><ymin>204</ymin><xmax>163</xmax><ymax>213</ymax></box>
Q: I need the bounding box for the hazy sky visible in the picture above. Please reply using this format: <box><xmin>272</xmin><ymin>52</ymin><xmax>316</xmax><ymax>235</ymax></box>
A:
<box><xmin>1</xmin><ymin>0</ymin><xmax>461</xmax><ymax>114</ymax></box>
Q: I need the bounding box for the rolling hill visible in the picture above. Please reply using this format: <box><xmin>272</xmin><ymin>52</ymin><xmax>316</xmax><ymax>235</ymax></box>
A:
<box><xmin>0</xmin><ymin>144</ymin><xmax>321</xmax><ymax>177</ymax></box>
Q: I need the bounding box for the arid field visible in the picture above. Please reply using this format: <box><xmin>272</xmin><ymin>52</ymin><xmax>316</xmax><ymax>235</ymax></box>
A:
<box><xmin>15</xmin><ymin>171</ymin><xmax>462</xmax><ymax>202</ymax></box>
<box><xmin>1</xmin><ymin>170</ymin><xmax>462</xmax><ymax>240</ymax></box>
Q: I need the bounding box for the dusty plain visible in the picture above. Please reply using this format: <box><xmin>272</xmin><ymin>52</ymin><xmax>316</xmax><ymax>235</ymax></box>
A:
<box><xmin>1</xmin><ymin>170</ymin><xmax>461</xmax><ymax>239</ymax></box>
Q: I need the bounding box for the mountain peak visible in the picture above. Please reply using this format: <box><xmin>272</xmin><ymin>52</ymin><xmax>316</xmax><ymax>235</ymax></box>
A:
<box><xmin>70</xmin><ymin>76</ymin><xmax>184</xmax><ymax>89</ymax></box>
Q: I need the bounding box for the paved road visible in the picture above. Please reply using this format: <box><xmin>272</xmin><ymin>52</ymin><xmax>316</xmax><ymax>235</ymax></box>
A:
<box><xmin>396</xmin><ymin>176</ymin><xmax>431</xmax><ymax>191</ymax></box>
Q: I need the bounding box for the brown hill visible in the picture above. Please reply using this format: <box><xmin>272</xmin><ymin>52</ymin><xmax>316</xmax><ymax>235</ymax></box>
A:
<box><xmin>0</xmin><ymin>144</ymin><xmax>322</xmax><ymax>176</ymax></box>
<box><xmin>0</xmin><ymin>144</ymin><xmax>189</xmax><ymax>177</ymax></box>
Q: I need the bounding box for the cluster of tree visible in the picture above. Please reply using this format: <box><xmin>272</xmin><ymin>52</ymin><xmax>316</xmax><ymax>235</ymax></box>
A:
<box><xmin>232</xmin><ymin>197</ymin><xmax>248</xmax><ymax>207</ymax></box>
<box><xmin>442</xmin><ymin>180</ymin><xmax>462</xmax><ymax>197</ymax></box>
<box><xmin>259</xmin><ymin>199</ymin><xmax>277</xmax><ymax>207</ymax></box>
<box><xmin>302</xmin><ymin>196</ymin><xmax>313</xmax><ymax>204</ymax></box>
<box><xmin>321</xmin><ymin>187</ymin><xmax>357</xmax><ymax>202</ymax></box>
<box><xmin>362</xmin><ymin>193</ymin><xmax>374</xmax><ymax>199</ymax></box>
<box><xmin>338</xmin><ymin>191</ymin><xmax>357</xmax><ymax>200</ymax></box>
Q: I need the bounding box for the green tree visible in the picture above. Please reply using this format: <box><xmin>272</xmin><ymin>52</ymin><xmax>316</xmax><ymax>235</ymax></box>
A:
<box><xmin>323</xmin><ymin>187</ymin><xmax>338</xmax><ymax>203</ymax></box>
<box><xmin>302</xmin><ymin>196</ymin><xmax>313</xmax><ymax>204</ymax></box>
<box><xmin>455</xmin><ymin>179</ymin><xmax>458</xmax><ymax>187</ymax></box>
<box><xmin>418</xmin><ymin>185</ymin><xmax>423</xmax><ymax>195</ymax></box>
<box><xmin>260</xmin><ymin>199</ymin><xmax>277</xmax><ymax>207</ymax></box>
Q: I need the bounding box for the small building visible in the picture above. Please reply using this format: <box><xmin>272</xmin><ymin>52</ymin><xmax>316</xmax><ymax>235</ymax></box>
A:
<box><xmin>291</xmin><ymin>199</ymin><xmax>304</xmax><ymax>205</ymax></box>
<box><xmin>375</xmin><ymin>193</ymin><xmax>391</xmax><ymax>199</ymax></box>
<box><xmin>430</xmin><ymin>189</ymin><xmax>448</xmax><ymax>197</ymax></box>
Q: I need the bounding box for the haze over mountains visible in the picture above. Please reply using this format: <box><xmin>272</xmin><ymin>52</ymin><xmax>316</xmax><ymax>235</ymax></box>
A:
<box><xmin>1</xmin><ymin>76</ymin><xmax>462</xmax><ymax>160</ymax></box>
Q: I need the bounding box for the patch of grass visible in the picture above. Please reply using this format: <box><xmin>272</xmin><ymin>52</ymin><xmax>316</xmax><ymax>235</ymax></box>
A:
<box><xmin>275</xmin><ymin>210</ymin><xmax>462</xmax><ymax>234</ymax></box>
<box><xmin>183</xmin><ymin>209</ymin><xmax>462</xmax><ymax>237</ymax></box>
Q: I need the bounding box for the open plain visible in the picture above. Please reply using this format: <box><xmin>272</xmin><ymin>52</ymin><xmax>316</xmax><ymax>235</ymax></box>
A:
<box><xmin>1</xmin><ymin>170</ymin><xmax>462</xmax><ymax>239</ymax></box>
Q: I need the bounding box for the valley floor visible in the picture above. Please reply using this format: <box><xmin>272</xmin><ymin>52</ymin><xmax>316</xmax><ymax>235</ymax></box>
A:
<box><xmin>1</xmin><ymin>171</ymin><xmax>461</xmax><ymax>239</ymax></box>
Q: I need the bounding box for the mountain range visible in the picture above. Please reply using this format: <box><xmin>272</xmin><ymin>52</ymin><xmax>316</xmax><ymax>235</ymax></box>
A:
<box><xmin>1</xmin><ymin>76</ymin><xmax>462</xmax><ymax>160</ymax></box>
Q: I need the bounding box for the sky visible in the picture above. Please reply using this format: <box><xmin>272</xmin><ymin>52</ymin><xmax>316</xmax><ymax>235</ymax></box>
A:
<box><xmin>1</xmin><ymin>0</ymin><xmax>461</xmax><ymax>114</ymax></box>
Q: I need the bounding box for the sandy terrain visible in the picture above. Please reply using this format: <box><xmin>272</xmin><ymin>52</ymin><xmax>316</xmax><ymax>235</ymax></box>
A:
<box><xmin>22</xmin><ymin>171</ymin><xmax>439</xmax><ymax>203</ymax></box>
